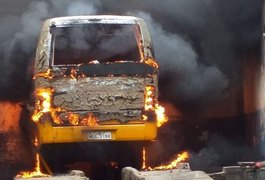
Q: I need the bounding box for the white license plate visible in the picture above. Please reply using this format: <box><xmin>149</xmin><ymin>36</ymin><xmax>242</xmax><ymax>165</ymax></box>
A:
<box><xmin>87</xmin><ymin>131</ymin><xmax>112</xmax><ymax>140</ymax></box>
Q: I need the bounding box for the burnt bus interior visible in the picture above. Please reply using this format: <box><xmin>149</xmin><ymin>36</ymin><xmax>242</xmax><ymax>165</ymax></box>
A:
<box><xmin>50</xmin><ymin>23</ymin><xmax>156</xmax><ymax>77</ymax></box>
<box><xmin>51</xmin><ymin>24</ymin><xmax>141</xmax><ymax>65</ymax></box>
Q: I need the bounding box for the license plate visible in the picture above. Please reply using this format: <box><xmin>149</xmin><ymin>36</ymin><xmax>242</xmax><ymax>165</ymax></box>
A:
<box><xmin>87</xmin><ymin>131</ymin><xmax>112</xmax><ymax>140</ymax></box>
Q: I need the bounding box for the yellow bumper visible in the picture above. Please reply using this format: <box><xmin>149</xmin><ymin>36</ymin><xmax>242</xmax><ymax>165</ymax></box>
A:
<box><xmin>37</xmin><ymin>121</ymin><xmax>157</xmax><ymax>144</ymax></box>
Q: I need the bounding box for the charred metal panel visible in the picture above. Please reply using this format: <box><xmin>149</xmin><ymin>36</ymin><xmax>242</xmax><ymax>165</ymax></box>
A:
<box><xmin>34</xmin><ymin>77</ymin><xmax>50</xmax><ymax>88</ymax></box>
<box><xmin>51</xmin><ymin>77</ymin><xmax>145</xmax><ymax>111</ymax></box>
<box><xmin>37</xmin><ymin>76</ymin><xmax>147</xmax><ymax>122</ymax></box>
<box><xmin>34</xmin><ymin>74</ymin><xmax>157</xmax><ymax>122</ymax></box>
<box><xmin>58</xmin><ymin>109</ymin><xmax>142</xmax><ymax>123</ymax></box>
<box><xmin>34</xmin><ymin>21</ymin><xmax>51</xmax><ymax>74</ymax></box>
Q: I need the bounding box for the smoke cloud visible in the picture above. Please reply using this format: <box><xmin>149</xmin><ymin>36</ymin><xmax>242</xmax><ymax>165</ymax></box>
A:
<box><xmin>0</xmin><ymin>0</ymin><xmax>98</xmax><ymax>101</ymax></box>
<box><xmin>0</xmin><ymin>0</ymin><xmax>261</xmax><ymax>113</ymax></box>
<box><xmin>0</xmin><ymin>0</ymin><xmax>262</xmax><ymax>177</ymax></box>
<box><xmin>98</xmin><ymin>0</ymin><xmax>262</xmax><ymax>112</ymax></box>
<box><xmin>189</xmin><ymin>134</ymin><xmax>260</xmax><ymax>170</ymax></box>
<box><xmin>132</xmin><ymin>12</ymin><xmax>228</xmax><ymax>106</ymax></box>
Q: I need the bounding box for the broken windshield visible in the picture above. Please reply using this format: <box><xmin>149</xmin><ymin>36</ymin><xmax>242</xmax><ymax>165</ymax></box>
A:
<box><xmin>52</xmin><ymin>24</ymin><xmax>141</xmax><ymax>65</ymax></box>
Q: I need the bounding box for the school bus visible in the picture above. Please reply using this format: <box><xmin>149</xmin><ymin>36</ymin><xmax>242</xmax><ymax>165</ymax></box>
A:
<box><xmin>32</xmin><ymin>15</ymin><xmax>160</xmax><ymax>146</ymax></box>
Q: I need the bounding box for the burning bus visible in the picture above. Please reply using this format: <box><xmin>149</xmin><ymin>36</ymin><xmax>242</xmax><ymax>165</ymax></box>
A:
<box><xmin>31</xmin><ymin>15</ymin><xmax>167</xmax><ymax>147</ymax></box>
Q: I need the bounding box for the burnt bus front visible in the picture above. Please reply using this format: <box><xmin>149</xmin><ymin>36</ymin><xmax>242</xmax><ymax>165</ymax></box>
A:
<box><xmin>33</xmin><ymin>16</ymin><xmax>158</xmax><ymax>145</ymax></box>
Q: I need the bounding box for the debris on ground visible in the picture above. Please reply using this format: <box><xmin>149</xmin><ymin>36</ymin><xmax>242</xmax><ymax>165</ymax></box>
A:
<box><xmin>209</xmin><ymin>162</ymin><xmax>265</xmax><ymax>180</ymax></box>
<box><xmin>14</xmin><ymin>170</ymin><xmax>89</xmax><ymax>180</ymax></box>
<box><xmin>122</xmin><ymin>166</ymin><xmax>213</xmax><ymax>180</ymax></box>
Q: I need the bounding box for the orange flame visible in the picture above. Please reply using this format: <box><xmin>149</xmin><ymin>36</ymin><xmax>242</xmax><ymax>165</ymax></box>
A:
<box><xmin>32</xmin><ymin>88</ymin><xmax>52</xmax><ymax>122</ymax></box>
<box><xmin>145</xmin><ymin>86</ymin><xmax>155</xmax><ymax>111</ymax></box>
<box><xmin>32</xmin><ymin>88</ymin><xmax>99</xmax><ymax>126</ymax></box>
<box><xmin>70</xmin><ymin>68</ymin><xmax>77</xmax><ymax>80</ymax></box>
<box><xmin>144</xmin><ymin>58</ymin><xmax>158</xmax><ymax>69</ymax></box>
<box><xmin>142</xmin><ymin>147</ymin><xmax>146</xmax><ymax>169</ymax></box>
<box><xmin>16</xmin><ymin>153</ymin><xmax>49</xmax><ymax>178</ymax></box>
<box><xmin>32</xmin><ymin>88</ymin><xmax>63</xmax><ymax>124</ymax></box>
<box><xmin>145</xmin><ymin>86</ymin><xmax>168</xmax><ymax>127</ymax></box>
<box><xmin>150</xmin><ymin>152</ymin><xmax>189</xmax><ymax>170</ymax></box>
<box><xmin>34</xmin><ymin>69</ymin><xmax>54</xmax><ymax>79</ymax></box>
<box><xmin>16</xmin><ymin>137</ymin><xmax>49</xmax><ymax>178</ymax></box>
<box><xmin>142</xmin><ymin>115</ymin><xmax>148</xmax><ymax>121</ymax></box>
<box><xmin>68</xmin><ymin>113</ymin><xmax>79</xmax><ymax>125</ymax></box>
<box><xmin>33</xmin><ymin>137</ymin><xmax>39</xmax><ymax>147</ymax></box>
<box><xmin>142</xmin><ymin>148</ymin><xmax>189</xmax><ymax>171</ymax></box>
<box><xmin>155</xmin><ymin>104</ymin><xmax>168</xmax><ymax>127</ymax></box>
<box><xmin>81</xmin><ymin>113</ymin><xmax>98</xmax><ymax>127</ymax></box>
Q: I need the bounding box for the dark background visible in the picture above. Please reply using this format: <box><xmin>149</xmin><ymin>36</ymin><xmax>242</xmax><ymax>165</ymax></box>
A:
<box><xmin>0</xmin><ymin>0</ymin><xmax>264</xmax><ymax>178</ymax></box>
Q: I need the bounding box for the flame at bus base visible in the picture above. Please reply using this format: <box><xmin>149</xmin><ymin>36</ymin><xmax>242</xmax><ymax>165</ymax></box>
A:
<box><xmin>16</xmin><ymin>153</ymin><xmax>49</xmax><ymax>179</ymax></box>
<box><xmin>16</xmin><ymin>138</ymin><xmax>49</xmax><ymax>178</ymax></box>
<box><xmin>142</xmin><ymin>148</ymin><xmax>189</xmax><ymax>170</ymax></box>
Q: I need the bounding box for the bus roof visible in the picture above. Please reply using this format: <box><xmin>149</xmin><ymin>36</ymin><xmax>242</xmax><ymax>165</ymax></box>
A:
<box><xmin>45</xmin><ymin>15</ymin><xmax>143</xmax><ymax>27</ymax></box>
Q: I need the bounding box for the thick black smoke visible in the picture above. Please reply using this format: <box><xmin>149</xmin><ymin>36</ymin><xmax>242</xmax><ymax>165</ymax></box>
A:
<box><xmin>131</xmin><ymin>12</ymin><xmax>228</xmax><ymax>107</ymax></box>
<box><xmin>0</xmin><ymin>0</ymin><xmax>98</xmax><ymax>101</ymax></box>
<box><xmin>189</xmin><ymin>134</ymin><xmax>261</xmax><ymax>170</ymax></box>
<box><xmin>99</xmin><ymin>0</ymin><xmax>262</xmax><ymax>113</ymax></box>
<box><xmin>0</xmin><ymin>0</ymin><xmax>261</xmax><ymax>113</ymax></box>
<box><xmin>0</xmin><ymin>0</ymin><xmax>263</xmax><ymax>175</ymax></box>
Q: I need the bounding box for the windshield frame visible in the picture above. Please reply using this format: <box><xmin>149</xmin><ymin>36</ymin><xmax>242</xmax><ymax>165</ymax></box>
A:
<box><xmin>50</xmin><ymin>23</ymin><xmax>143</xmax><ymax>67</ymax></box>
